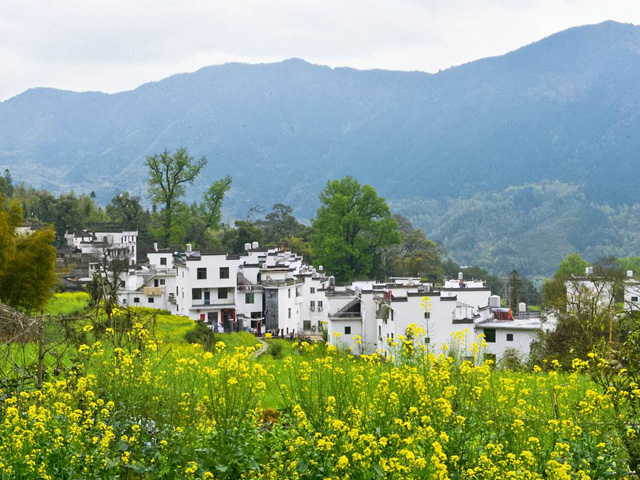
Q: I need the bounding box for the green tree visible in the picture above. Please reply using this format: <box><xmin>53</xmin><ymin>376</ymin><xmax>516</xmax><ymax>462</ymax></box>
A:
<box><xmin>0</xmin><ymin>199</ymin><xmax>56</xmax><ymax>312</ymax></box>
<box><xmin>542</xmin><ymin>252</ymin><xmax>590</xmax><ymax>309</ymax></box>
<box><xmin>222</xmin><ymin>221</ymin><xmax>264</xmax><ymax>254</ymax></box>
<box><xmin>258</xmin><ymin>204</ymin><xmax>307</xmax><ymax>245</ymax></box>
<box><xmin>0</xmin><ymin>195</ymin><xmax>18</xmax><ymax>269</ymax></box>
<box><xmin>311</xmin><ymin>177</ymin><xmax>400</xmax><ymax>282</ymax></box>
<box><xmin>507</xmin><ymin>270</ymin><xmax>521</xmax><ymax>309</ymax></box>
<box><xmin>381</xmin><ymin>215</ymin><xmax>442</xmax><ymax>281</ymax></box>
<box><xmin>106</xmin><ymin>192</ymin><xmax>149</xmax><ymax>231</ymax></box>
<box><xmin>0</xmin><ymin>169</ymin><xmax>13</xmax><ymax>198</ymax></box>
<box><xmin>556</xmin><ymin>252</ymin><xmax>590</xmax><ymax>278</ymax></box>
<box><xmin>145</xmin><ymin>148</ymin><xmax>207</xmax><ymax>244</ymax></box>
<box><xmin>201</xmin><ymin>176</ymin><xmax>232</xmax><ymax>230</ymax></box>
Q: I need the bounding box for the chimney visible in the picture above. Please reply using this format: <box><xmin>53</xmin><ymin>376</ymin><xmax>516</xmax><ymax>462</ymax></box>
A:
<box><xmin>186</xmin><ymin>243</ymin><xmax>192</xmax><ymax>253</ymax></box>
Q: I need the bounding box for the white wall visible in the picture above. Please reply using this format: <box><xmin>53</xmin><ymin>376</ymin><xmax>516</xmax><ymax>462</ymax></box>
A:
<box><xmin>477</xmin><ymin>326</ymin><xmax>538</xmax><ymax>362</ymax></box>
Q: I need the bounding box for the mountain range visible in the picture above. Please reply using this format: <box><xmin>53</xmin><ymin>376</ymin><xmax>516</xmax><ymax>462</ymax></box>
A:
<box><xmin>1</xmin><ymin>20</ymin><xmax>639</xmax><ymax>276</ymax></box>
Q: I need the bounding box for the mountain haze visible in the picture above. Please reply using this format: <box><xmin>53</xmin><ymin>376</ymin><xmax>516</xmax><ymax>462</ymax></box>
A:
<box><xmin>1</xmin><ymin>20</ymin><xmax>639</xmax><ymax>275</ymax></box>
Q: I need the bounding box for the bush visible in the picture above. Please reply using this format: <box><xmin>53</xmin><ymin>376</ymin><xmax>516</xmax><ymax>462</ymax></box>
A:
<box><xmin>499</xmin><ymin>347</ymin><xmax>523</xmax><ymax>370</ymax></box>
<box><xmin>185</xmin><ymin>321</ymin><xmax>215</xmax><ymax>351</ymax></box>
<box><xmin>268</xmin><ymin>340</ymin><xmax>284</xmax><ymax>358</ymax></box>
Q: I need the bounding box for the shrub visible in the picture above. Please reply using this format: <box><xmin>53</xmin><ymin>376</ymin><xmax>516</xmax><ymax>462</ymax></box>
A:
<box><xmin>184</xmin><ymin>321</ymin><xmax>215</xmax><ymax>350</ymax></box>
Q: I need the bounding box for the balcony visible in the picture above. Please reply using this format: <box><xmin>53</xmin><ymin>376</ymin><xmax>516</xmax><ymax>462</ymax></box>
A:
<box><xmin>261</xmin><ymin>278</ymin><xmax>303</xmax><ymax>287</ymax></box>
<box><xmin>192</xmin><ymin>297</ymin><xmax>236</xmax><ymax>307</ymax></box>
<box><xmin>143</xmin><ymin>286</ymin><xmax>163</xmax><ymax>296</ymax></box>
<box><xmin>329</xmin><ymin>312</ymin><xmax>361</xmax><ymax>319</ymax></box>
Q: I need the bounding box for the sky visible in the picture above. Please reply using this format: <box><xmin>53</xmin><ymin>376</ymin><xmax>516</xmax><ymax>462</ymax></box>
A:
<box><xmin>1</xmin><ymin>0</ymin><xmax>640</xmax><ymax>101</ymax></box>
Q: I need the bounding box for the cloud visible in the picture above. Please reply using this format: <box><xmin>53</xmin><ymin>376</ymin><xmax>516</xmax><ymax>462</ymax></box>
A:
<box><xmin>1</xmin><ymin>0</ymin><xmax>639</xmax><ymax>100</ymax></box>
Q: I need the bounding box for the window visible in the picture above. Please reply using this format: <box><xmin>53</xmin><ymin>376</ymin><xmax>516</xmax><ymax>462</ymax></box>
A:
<box><xmin>133</xmin><ymin>297</ymin><xmax>140</xmax><ymax>304</ymax></box>
<box><xmin>318</xmin><ymin>300</ymin><xmax>323</xmax><ymax>310</ymax></box>
<box><xmin>246</xmin><ymin>292</ymin><xmax>255</xmax><ymax>304</ymax></box>
<box><xmin>506</xmin><ymin>333</ymin><xmax>514</xmax><ymax>342</ymax></box>
<box><xmin>344</xmin><ymin>326</ymin><xmax>351</xmax><ymax>335</ymax></box>
<box><xmin>303</xmin><ymin>320</ymin><xmax>311</xmax><ymax>331</ymax></box>
<box><xmin>122</xmin><ymin>298</ymin><xmax>127</xmax><ymax>304</ymax></box>
<box><xmin>160</xmin><ymin>257</ymin><xmax>167</xmax><ymax>266</ymax></box>
<box><xmin>425</xmin><ymin>337</ymin><xmax>431</xmax><ymax>344</ymax></box>
<box><xmin>154</xmin><ymin>279</ymin><xmax>159</xmax><ymax>287</ymax></box>
<box><xmin>310</xmin><ymin>287</ymin><xmax>315</xmax><ymax>294</ymax></box>
<box><xmin>424</xmin><ymin>311</ymin><xmax>430</xmax><ymax>319</ymax></box>
<box><xmin>288</xmin><ymin>308</ymin><xmax>291</xmax><ymax>318</ymax></box>
<box><xmin>148</xmin><ymin>297</ymin><xmax>154</xmax><ymax>304</ymax></box>
<box><xmin>632</xmin><ymin>296</ymin><xmax>639</xmax><ymax>302</ymax></box>
<box><xmin>310</xmin><ymin>300</ymin><xmax>315</xmax><ymax>310</ymax></box>
<box><xmin>218</xmin><ymin>288</ymin><xmax>228</xmax><ymax>299</ymax></box>
<box><xmin>207</xmin><ymin>312</ymin><xmax>218</xmax><ymax>324</ymax></box>
<box><xmin>220</xmin><ymin>267</ymin><xmax>229</xmax><ymax>279</ymax></box>
<box><xmin>197</xmin><ymin>268</ymin><xmax>207</xmax><ymax>280</ymax></box>
<box><xmin>192</xmin><ymin>288</ymin><xmax>202</xmax><ymax>300</ymax></box>
<box><xmin>484</xmin><ymin>329</ymin><xmax>496</xmax><ymax>343</ymax></box>
<box><xmin>120</xmin><ymin>280</ymin><xmax>125</xmax><ymax>288</ymax></box>
<box><xmin>288</xmin><ymin>289</ymin><xmax>292</xmax><ymax>298</ymax></box>
<box><xmin>160</xmin><ymin>279</ymin><xmax>165</xmax><ymax>286</ymax></box>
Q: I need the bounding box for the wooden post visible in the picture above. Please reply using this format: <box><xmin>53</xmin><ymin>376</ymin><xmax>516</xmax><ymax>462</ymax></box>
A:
<box><xmin>37</xmin><ymin>310</ymin><xmax>45</xmax><ymax>390</ymax></box>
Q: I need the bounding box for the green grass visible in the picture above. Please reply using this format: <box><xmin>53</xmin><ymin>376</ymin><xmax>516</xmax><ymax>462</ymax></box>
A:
<box><xmin>262</xmin><ymin>338</ymin><xmax>296</xmax><ymax>359</ymax></box>
<box><xmin>215</xmin><ymin>331</ymin><xmax>261</xmax><ymax>350</ymax></box>
<box><xmin>150</xmin><ymin>311</ymin><xmax>261</xmax><ymax>350</ymax></box>
<box><xmin>43</xmin><ymin>292</ymin><xmax>91</xmax><ymax>316</ymax></box>
<box><xmin>154</xmin><ymin>313</ymin><xmax>196</xmax><ymax>344</ymax></box>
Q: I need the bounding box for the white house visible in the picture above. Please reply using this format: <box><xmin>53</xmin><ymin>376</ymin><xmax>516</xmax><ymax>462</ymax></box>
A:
<box><xmin>118</xmin><ymin>249</ymin><xmax>176</xmax><ymax>311</ymax></box>
<box><xmin>624</xmin><ymin>271</ymin><xmax>640</xmax><ymax>312</ymax></box>
<box><xmin>67</xmin><ymin>229</ymin><xmax>138</xmax><ymax>268</ymax></box>
<box><xmin>475</xmin><ymin>301</ymin><xmax>555</xmax><ymax>363</ymax></box>
<box><xmin>565</xmin><ymin>267</ymin><xmax>615</xmax><ymax>315</ymax></box>
<box><xmin>173</xmin><ymin>246</ymin><xmax>241</xmax><ymax>330</ymax></box>
<box><xmin>326</xmin><ymin>286</ymin><xmax>367</xmax><ymax>351</ymax></box>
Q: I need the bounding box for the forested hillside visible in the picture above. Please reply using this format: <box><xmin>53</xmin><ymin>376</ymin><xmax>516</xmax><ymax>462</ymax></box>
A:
<box><xmin>1</xmin><ymin>20</ymin><xmax>640</xmax><ymax>275</ymax></box>
<box><xmin>393</xmin><ymin>182</ymin><xmax>640</xmax><ymax>276</ymax></box>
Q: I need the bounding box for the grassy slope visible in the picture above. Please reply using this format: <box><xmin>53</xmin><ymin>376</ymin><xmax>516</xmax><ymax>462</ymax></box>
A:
<box><xmin>43</xmin><ymin>292</ymin><xmax>91</xmax><ymax>316</ymax></box>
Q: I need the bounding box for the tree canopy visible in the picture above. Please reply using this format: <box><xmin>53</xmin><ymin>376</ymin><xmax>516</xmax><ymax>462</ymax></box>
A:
<box><xmin>0</xmin><ymin>197</ymin><xmax>56</xmax><ymax>312</ymax></box>
<box><xmin>311</xmin><ymin>177</ymin><xmax>400</xmax><ymax>282</ymax></box>
<box><xmin>145</xmin><ymin>148</ymin><xmax>207</xmax><ymax>243</ymax></box>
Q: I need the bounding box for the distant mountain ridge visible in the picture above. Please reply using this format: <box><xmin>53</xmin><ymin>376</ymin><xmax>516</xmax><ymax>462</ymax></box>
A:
<box><xmin>1</xmin><ymin>20</ymin><xmax>639</xmax><ymax>275</ymax></box>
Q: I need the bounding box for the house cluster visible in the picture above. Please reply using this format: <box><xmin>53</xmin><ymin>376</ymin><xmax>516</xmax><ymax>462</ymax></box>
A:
<box><xmin>565</xmin><ymin>267</ymin><xmax>640</xmax><ymax>314</ymax></box>
<box><xmin>324</xmin><ymin>274</ymin><xmax>554</xmax><ymax>360</ymax></box>
<box><xmin>50</xmin><ymin>226</ymin><xmax>640</xmax><ymax>363</ymax></box>
<box><xmin>113</xmin><ymin>240</ymin><xmax>559</xmax><ymax>362</ymax></box>
<box><xmin>117</xmin><ymin>242</ymin><xmax>332</xmax><ymax>337</ymax></box>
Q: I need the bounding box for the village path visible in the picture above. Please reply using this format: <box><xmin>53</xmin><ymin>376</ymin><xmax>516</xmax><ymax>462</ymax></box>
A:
<box><xmin>253</xmin><ymin>337</ymin><xmax>268</xmax><ymax>358</ymax></box>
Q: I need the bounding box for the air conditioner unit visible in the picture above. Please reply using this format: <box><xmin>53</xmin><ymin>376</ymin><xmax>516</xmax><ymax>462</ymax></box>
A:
<box><xmin>318</xmin><ymin>305</ymin><xmax>323</xmax><ymax>311</ymax></box>
<box><xmin>310</xmin><ymin>306</ymin><xmax>315</xmax><ymax>311</ymax></box>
